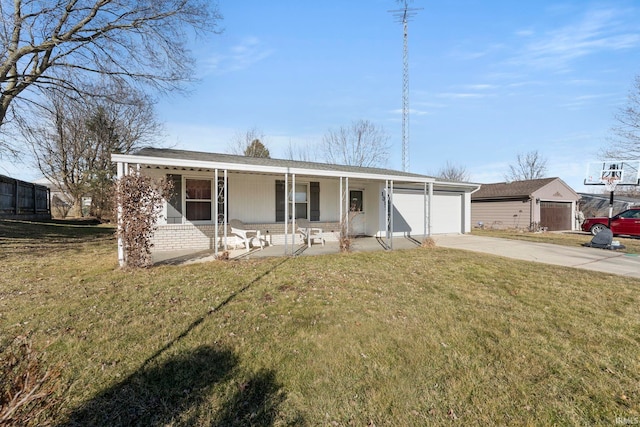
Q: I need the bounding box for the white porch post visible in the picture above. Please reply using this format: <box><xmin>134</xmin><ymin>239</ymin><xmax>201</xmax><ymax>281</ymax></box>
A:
<box><xmin>423</xmin><ymin>182</ymin><xmax>427</xmax><ymax>238</ymax></box>
<box><xmin>390</xmin><ymin>180</ymin><xmax>394</xmax><ymax>250</ymax></box>
<box><xmin>292</xmin><ymin>173</ymin><xmax>296</xmax><ymax>254</ymax></box>
<box><xmin>339</xmin><ymin>177</ymin><xmax>343</xmax><ymax>234</ymax></box>
<box><xmin>214</xmin><ymin>169</ymin><xmax>218</xmax><ymax>257</ymax></box>
<box><xmin>284</xmin><ymin>173</ymin><xmax>288</xmax><ymax>256</ymax></box>
<box><xmin>223</xmin><ymin>169</ymin><xmax>228</xmax><ymax>251</ymax></box>
<box><xmin>116</xmin><ymin>161</ymin><xmax>125</xmax><ymax>267</ymax></box>
<box><xmin>385</xmin><ymin>180</ymin><xmax>389</xmax><ymax>246</ymax></box>
<box><xmin>345</xmin><ymin>177</ymin><xmax>349</xmax><ymax>239</ymax></box>
<box><xmin>428</xmin><ymin>182</ymin><xmax>433</xmax><ymax>236</ymax></box>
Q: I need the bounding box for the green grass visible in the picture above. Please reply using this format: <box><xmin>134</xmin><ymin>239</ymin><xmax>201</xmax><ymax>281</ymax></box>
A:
<box><xmin>1</xmin><ymin>219</ymin><xmax>639</xmax><ymax>425</ymax></box>
<box><xmin>472</xmin><ymin>227</ymin><xmax>640</xmax><ymax>254</ymax></box>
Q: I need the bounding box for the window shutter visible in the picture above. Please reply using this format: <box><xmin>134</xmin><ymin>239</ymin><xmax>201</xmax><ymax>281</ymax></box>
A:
<box><xmin>275</xmin><ymin>180</ymin><xmax>285</xmax><ymax>222</ymax></box>
<box><xmin>166</xmin><ymin>174</ymin><xmax>182</xmax><ymax>224</ymax></box>
<box><xmin>310</xmin><ymin>181</ymin><xmax>320</xmax><ymax>221</ymax></box>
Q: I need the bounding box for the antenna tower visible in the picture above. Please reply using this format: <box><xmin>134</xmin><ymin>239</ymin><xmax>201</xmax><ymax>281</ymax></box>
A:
<box><xmin>389</xmin><ymin>0</ymin><xmax>422</xmax><ymax>172</ymax></box>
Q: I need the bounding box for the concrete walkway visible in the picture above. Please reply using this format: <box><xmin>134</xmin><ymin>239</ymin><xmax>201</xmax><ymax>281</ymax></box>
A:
<box><xmin>153</xmin><ymin>233</ymin><xmax>640</xmax><ymax>279</ymax></box>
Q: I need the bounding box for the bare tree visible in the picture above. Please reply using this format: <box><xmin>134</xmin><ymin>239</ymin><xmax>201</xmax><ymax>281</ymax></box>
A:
<box><xmin>601</xmin><ymin>75</ymin><xmax>640</xmax><ymax>160</ymax></box>
<box><xmin>436</xmin><ymin>161</ymin><xmax>470</xmax><ymax>182</ymax></box>
<box><xmin>20</xmin><ymin>84</ymin><xmax>162</xmax><ymax>217</ymax></box>
<box><xmin>0</xmin><ymin>0</ymin><xmax>222</xmax><ymax>156</ymax></box>
<box><xmin>285</xmin><ymin>140</ymin><xmax>318</xmax><ymax>162</ymax></box>
<box><xmin>228</xmin><ymin>127</ymin><xmax>271</xmax><ymax>157</ymax></box>
<box><xmin>321</xmin><ymin>119</ymin><xmax>390</xmax><ymax>167</ymax></box>
<box><xmin>505</xmin><ymin>150</ymin><xmax>548</xmax><ymax>181</ymax></box>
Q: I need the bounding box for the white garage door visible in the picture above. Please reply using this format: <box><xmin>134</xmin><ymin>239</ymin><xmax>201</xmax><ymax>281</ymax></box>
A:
<box><xmin>392</xmin><ymin>190</ymin><xmax>463</xmax><ymax>235</ymax></box>
<box><xmin>431</xmin><ymin>192</ymin><xmax>463</xmax><ymax>234</ymax></box>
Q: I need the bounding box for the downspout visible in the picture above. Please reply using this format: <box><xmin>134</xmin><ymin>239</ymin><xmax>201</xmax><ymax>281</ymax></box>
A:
<box><xmin>530</xmin><ymin>195</ymin><xmax>535</xmax><ymax>231</ymax></box>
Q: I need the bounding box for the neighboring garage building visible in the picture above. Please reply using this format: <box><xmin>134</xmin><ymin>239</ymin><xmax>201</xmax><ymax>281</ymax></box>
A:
<box><xmin>471</xmin><ymin>177</ymin><xmax>580</xmax><ymax>231</ymax></box>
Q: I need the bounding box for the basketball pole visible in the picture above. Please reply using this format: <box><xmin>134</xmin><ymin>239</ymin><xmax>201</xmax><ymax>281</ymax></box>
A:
<box><xmin>608</xmin><ymin>189</ymin><xmax>614</xmax><ymax>228</ymax></box>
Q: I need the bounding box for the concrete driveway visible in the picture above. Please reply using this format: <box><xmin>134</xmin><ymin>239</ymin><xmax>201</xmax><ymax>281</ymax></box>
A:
<box><xmin>432</xmin><ymin>234</ymin><xmax>640</xmax><ymax>279</ymax></box>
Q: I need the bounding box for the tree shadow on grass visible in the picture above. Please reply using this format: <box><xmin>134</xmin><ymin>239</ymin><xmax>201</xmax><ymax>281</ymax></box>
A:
<box><xmin>213</xmin><ymin>369</ymin><xmax>299</xmax><ymax>427</ymax></box>
<box><xmin>60</xmin><ymin>345</ymin><xmax>235</xmax><ymax>426</ymax></box>
<box><xmin>60</xmin><ymin>258</ymin><xmax>299</xmax><ymax>426</ymax></box>
<box><xmin>61</xmin><ymin>346</ymin><xmax>284</xmax><ymax>426</ymax></box>
<box><xmin>60</xmin><ymin>346</ymin><xmax>295</xmax><ymax>426</ymax></box>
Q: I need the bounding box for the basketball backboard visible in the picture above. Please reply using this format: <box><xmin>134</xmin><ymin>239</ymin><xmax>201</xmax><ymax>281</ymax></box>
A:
<box><xmin>584</xmin><ymin>160</ymin><xmax>640</xmax><ymax>186</ymax></box>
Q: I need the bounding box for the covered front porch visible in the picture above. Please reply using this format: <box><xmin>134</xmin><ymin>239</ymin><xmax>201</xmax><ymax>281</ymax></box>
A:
<box><xmin>152</xmin><ymin>234</ymin><xmax>430</xmax><ymax>265</ymax></box>
<box><xmin>112</xmin><ymin>148</ymin><xmax>479</xmax><ymax>266</ymax></box>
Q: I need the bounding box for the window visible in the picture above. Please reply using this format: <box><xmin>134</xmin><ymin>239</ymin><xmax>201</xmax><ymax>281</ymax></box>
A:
<box><xmin>276</xmin><ymin>180</ymin><xmax>320</xmax><ymax>222</ymax></box>
<box><xmin>185</xmin><ymin>179</ymin><xmax>212</xmax><ymax>221</ymax></box>
<box><xmin>350</xmin><ymin>190</ymin><xmax>363</xmax><ymax>212</ymax></box>
<box><xmin>291</xmin><ymin>183</ymin><xmax>308</xmax><ymax>219</ymax></box>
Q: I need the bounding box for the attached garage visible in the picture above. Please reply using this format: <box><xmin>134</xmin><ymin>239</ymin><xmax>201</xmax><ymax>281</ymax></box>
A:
<box><xmin>431</xmin><ymin>192</ymin><xmax>464</xmax><ymax>234</ymax></box>
<box><xmin>471</xmin><ymin>177</ymin><xmax>580</xmax><ymax>231</ymax></box>
<box><xmin>391</xmin><ymin>187</ymin><xmax>469</xmax><ymax>236</ymax></box>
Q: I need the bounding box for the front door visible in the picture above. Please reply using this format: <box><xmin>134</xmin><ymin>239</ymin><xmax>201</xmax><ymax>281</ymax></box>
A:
<box><xmin>349</xmin><ymin>189</ymin><xmax>366</xmax><ymax>236</ymax></box>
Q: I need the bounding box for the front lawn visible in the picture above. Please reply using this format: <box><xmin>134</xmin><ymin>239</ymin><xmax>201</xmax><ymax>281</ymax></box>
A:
<box><xmin>1</xmin><ymin>220</ymin><xmax>639</xmax><ymax>425</ymax></box>
<box><xmin>472</xmin><ymin>227</ymin><xmax>640</xmax><ymax>254</ymax></box>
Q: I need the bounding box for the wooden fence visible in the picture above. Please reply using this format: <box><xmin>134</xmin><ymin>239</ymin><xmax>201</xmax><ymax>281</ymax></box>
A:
<box><xmin>0</xmin><ymin>174</ymin><xmax>51</xmax><ymax>220</ymax></box>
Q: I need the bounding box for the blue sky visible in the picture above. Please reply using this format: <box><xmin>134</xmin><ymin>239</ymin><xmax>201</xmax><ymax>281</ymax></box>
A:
<box><xmin>4</xmin><ymin>0</ymin><xmax>640</xmax><ymax>193</ymax></box>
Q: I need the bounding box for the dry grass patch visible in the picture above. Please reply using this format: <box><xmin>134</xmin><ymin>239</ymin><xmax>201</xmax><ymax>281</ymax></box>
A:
<box><xmin>1</xmin><ymin>220</ymin><xmax>639</xmax><ymax>425</ymax></box>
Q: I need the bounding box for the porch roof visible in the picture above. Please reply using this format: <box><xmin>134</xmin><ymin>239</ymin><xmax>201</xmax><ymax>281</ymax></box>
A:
<box><xmin>112</xmin><ymin>147</ymin><xmax>479</xmax><ymax>189</ymax></box>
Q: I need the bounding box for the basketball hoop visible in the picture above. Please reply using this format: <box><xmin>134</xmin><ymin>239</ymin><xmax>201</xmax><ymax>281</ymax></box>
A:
<box><xmin>600</xmin><ymin>176</ymin><xmax>620</xmax><ymax>192</ymax></box>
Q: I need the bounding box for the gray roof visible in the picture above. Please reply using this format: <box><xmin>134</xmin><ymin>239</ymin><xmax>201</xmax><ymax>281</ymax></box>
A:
<box><xmin>133</xmin><ymin>147</ymin><xmax>436</xmax><ymax>180</ymax></box>
<box><xmin>471</xmin><ymin>177</ymin><xmax>559</xmax><ymax>200</ymax></box>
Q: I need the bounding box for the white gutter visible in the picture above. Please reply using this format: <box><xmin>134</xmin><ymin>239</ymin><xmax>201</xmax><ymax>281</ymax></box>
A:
<box><xmin>111</xmin><ymin>153</ymin><xmax>439</xmax><ymax>184</ymax></box>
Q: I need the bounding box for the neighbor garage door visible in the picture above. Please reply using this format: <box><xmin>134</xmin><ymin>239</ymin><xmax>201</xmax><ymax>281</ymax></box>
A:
<box><xmin>540</xmin><ymin>201</ymin><xmax>572</xmax><ymax>231</ymax></box>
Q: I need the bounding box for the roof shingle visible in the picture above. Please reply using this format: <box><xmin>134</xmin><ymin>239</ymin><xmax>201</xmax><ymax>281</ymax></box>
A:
<box><xmin>472</xmin><ymin>178</ymin><xmax>558</xmax><ymax>200</ymax></box>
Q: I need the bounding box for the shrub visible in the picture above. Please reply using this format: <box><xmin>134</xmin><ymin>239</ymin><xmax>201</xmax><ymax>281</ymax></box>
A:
<box><xmin>421</xmin><ymin>237</ymin><xmax>436</xmax><ymax>248</ymax></box>
<box><xmin>114</xmin><ymin>172</ymin><xmax>172</xmax><ymax>268</ymax></box>
<box><xmin>0</xmin><ymin>336</ymin><xmax>64</xmax><ymax>426</ymax></box>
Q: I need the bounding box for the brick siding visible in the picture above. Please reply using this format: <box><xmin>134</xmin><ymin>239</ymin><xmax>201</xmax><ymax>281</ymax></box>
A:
<box><xmin>151</xmin><ymin>221</ymin><xmax>342</xmax><ymax>252</ymax></box>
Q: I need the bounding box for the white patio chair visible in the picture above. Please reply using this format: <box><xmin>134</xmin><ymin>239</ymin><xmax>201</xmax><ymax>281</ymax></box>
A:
<box><xmin>229</xmin><ymin>219</ymin><xmax>264</xmax><ymax>252</ymax></box>
<box><xmin>296</xmin><ymin>218</ymin><xmax>325</xmax><ymax>247</ymax></box>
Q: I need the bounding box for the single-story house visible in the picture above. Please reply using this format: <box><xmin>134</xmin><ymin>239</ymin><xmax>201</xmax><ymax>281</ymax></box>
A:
<box><xmin>471</xmin><ymin>177</ymin><xmax>580</xmax><ymax>231</ymax></box>
<box><xmin>111</xmin><ymin>148</ymin><xmax>480</xmax><ymax>260</ymax></box>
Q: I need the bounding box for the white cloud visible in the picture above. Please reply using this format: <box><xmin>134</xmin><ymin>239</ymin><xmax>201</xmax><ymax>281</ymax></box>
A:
<box><xmin>201</xmin><ymin>37</ymin><xmax>275</xmax><ymax>75</ymax></box>
<box><xmin>511</xmin><ymin>7</ymin><xmax>640</xmax><ymax>71</ymax></box>
<box><xmin>436</xmin><ymin>92</ymin><xmax>489</xmax><ymax>99</ymax></box>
